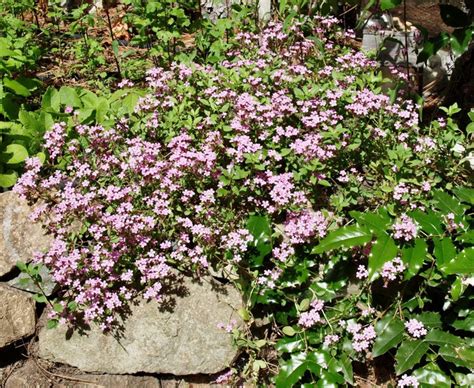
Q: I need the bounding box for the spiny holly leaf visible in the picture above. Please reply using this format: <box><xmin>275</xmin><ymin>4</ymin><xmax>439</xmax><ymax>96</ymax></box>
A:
<box><xmin>440</xmin><ymin>247</ymin><xmax>474</xmax><ymax>274</ymax></box>
<box><xmin>275</xmin><ymin>352</ymin><xmax>321</xmax><ymax>388</ymax></box>
<box><xmin>433</xmin><ymin>190</ymin><xmax>468</xmax><ymax>217</ymax></box>
<box><xmin>372</xmin><ymin>315</ymin><xmax>405</xmax><ymax>357</ymax></box>
<box><xmin>402</xmin><ymin>238</ymin><xmax>428</xmax><ymax>278</ymax></box>
<box><xmin>395</xmin><ymin>339</ymin><xmax>429</xmax><ymax>375</ymax></box>
<box><xmin>425</xmin><ymin>329</ymin><xmax>465</xmax><ymax>347</ymax></box>
<box><xmin>312</xmin><ymin>225</ymin><xmax>372</xmax><ymax>254</ymax></box>
<box><xmin>433</xmin><ymin>237</ymin><xmax>457</xmax><ymax>266</ymax></box>
<box><xmin>368</xmin><ymin>233</ymin><xmax>397</xmax><ymax>281</ymax></box>
<box><xmin>349</xmin><ymin>209</ymin><xmax>391</xmax><ymax>235</ymax></box>
<box><xmin>412</xmin><ymin>363</ymin><xmax>452</xmax><ymax>387</ymax></box>
<box><xmin>246</xmin><ymin>214</ymin><xmax>272</xmax><ymax>265</ymax></box>
<box><xmin>453</xmin><ymin>186</ymin><xmax>474</xmax><ymax>205</ymax></box>
<box><xmin>439</xmin><ymin>344</ymin><xmax>474</xmax><ymax>368</ymax></box>
<box><xmin>408</xmin><ymin>210</ymin><xmax>444</xmax><ymax>235</ymax></box>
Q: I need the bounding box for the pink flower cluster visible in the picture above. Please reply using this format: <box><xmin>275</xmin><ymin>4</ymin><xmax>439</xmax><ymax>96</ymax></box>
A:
<box><xmin>13</xmin><ymin>19</ymin><xmax>439</xmax><ymax>328</ymax></box>
<box><xmin>398</xmin><ymin>374</ymin><xmax>419</xmax><ymax>387</ymax></box>
<box><xmin>347</xmin><ymin>322</ymin><xmax>377</xmax><ymax>352</ymax></box>
<box><xmin>405</xmin><ymin>319</ymin><xmax>427</xmax><ymax>338</ymax></box>
<box><xmin>284</xmin><ymin>210</ymin><xmax>329</xmax><ymax>244</ymax></box>
<box><xmin>381</xmin><ymin>257</ymin><xmax>406</xmax><ymax>284</ymax></box>
<box><xmin>393</xmin><ymin>215</ymin><xmax>417</xmax><ymax>241</ymax></box>
<box><xmin>298</xmin><ymin>299</ymin><xmax>325</xmax><ymax>328</ymax></box>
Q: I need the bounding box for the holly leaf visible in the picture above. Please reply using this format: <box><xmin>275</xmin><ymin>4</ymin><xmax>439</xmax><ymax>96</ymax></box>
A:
<box><xmin>372</xmin><ymin>315</ymin><xmax>405</xmax><ymax>357</ymax></box>
<box><xmin>425</xmin><ymin>329</ymin><xmax>465</xmax><ymax>347</ymax></box>
<box><xmin>402</xmin><ymin>238</ymin><xmax>427</xmax><ymax>278</ymax></box>
<box><xmin>368</xmin><ymin>233</ymin><xmax>397</xmax><ymax>281</ymax></box>
<box><xmin>395</xmin><ymin>340</ymin><xmax>429</xmax><ymax>375</ymax></box>
<box><xmin>350</xmin><ymin>209</ymin><xmax>391</xmax><ymax>235</ymax></box>
<box><xmin>433</xmin><ymin>237</ymin><xmax>457</xmax><ymax>266</ymax></box>
<box><xmin>440</xmin><ymin>247</ymin><xmax>474</xmax><ymax>274</ymax></box>
<box><xmin>408</xmin><ymin>209</ymin><xmax>444</xmax><ymax>235</ymax></box>
<box><xmin>312</xmin><ymin>225</ymin><xmax>372</xmax><ymax>254</ymax></box>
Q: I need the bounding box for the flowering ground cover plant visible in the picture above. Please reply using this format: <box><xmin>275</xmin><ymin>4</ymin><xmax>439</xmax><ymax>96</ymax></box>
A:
<box><xmin>14</xmin><ymin>16</ymin><xmax>473</xmax><ymax>386</ymax></box>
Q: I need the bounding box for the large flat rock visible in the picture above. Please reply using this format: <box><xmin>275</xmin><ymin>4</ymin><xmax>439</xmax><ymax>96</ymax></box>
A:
<box><xmin>0</xmin><ymin>285</ymin><xmax>36</xmax><ymax>348</ymax></box>
<box><xmin>0</xmin><ymin>191</ymin><xmax>52</xmax><ymax>277</ymax></box>
<box><xmin>38</xmin><ymin>276</ymin><xmax>242</xmax><ymax>375</ymax></box>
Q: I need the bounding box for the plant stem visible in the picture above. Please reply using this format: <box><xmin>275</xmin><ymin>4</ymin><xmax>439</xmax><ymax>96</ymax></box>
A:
<box><xmin>104</xmin><ymin>6</ymin><xmax>122</xmax><ymax>77</ymax></box>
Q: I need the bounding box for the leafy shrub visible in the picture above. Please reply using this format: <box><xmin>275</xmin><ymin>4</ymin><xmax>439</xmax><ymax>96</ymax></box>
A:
<box><xmin>15</xmin><ymin>17</ymin><xmax>473</xmax><ymax>385</ymax></box>
<box><xmin>0</xmin><ymin>8</ymin><xmax>43</xmax><ymax>187</ymax></box>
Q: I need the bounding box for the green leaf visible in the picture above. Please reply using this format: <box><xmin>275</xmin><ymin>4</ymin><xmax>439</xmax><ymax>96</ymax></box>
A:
<box><xmin>457</xmin><ymin>230</ymin><xmax>474</xmax><ymax>244</ymax></box>
<box><xmin>439</xmin><ymin>344</ymin><xmax>474</xmax><ymax>368</ymax></box>
<box><xmin>368</xmin><ymin>233</ymin><xmax>397</xmax><ymax>281</ymax></box>
<box><xmin>350</xmin><ymin>209</ymin><xmax>391</xmax><ymax>234</ymax></box>
<box><xmin>453</xmin><ymin>372</ymin><xmax>474</xmax><ymax>386</ymax></box>
<box><xmin>275</xmin><ymin>352</ymin><xmax>315</xmax><ymax>388</ymax></box>
<box><xmin>59</xmin><ymin>86</ymin><xmax>82</xmax><ymax>108</ymax></box>
<box><xmin>412</xmin><ymin>312</ymin><xmax>442</xmax><ymax>328</ymax></box>
<box><xmin>0</xmin><ymin>143</ymin><xmax>29</xmax><ymax>164</ymax></box>
<box><xmin>246</xmin><ymin>214</ymin><xmax>272</xmax><ymax>264</ymax></box>
<box><xmin>425</xmin><ymin>329</ymin><xmax>464</xmax><ymax>347</ymax></box>
<box><xmin>433</xmin><ymin>238</ymin><xmax>456</xmax><ymax>266</ymax></box>
<box><xmin>408</xmin><ymin>210</ymin><xmax>443</xmax><ymax>235</ymax></box>
<box><xmin>402</xmin><ymin>238</ymin><xmax>428</xmax><ymax>278</ymax></box>
<box><xmin>33</xmin><ymin>294</ymin><xmax>48</xmax><ymax>303</ymax></box>
<box><xmin>312</xmin><ymin>225</ymin><xmax>372</xmax><ymax>254</ymax></box>
<box><xmin>451</xmin><ymin>28</ymin><xmax>473</xmax><ymax>55</ymax></box>
<box><xmin>47</xmin><ymin>319</ymin><xmax>59</xmax><ymax>329</ymax></box>
<box><xmin>440</xmin><ymin>248</ymin><xmax>474</xmax><ymax>274</ymax></box>
<box><xmin>282</xmin><ymin>326</ymin><xmax>296</xmax><ymax>336</ymax></box>
<box><xmin>417</xmin><ymin>33</ymin><xmax>450</xmax><ymax>63</ymax></box>
<box><xmin>433</xmin><ymin>190</ymin><xmax>467</xmax><ymax>217</ymax></box>
<box><xmin>3</xmin><ymin>77</ymin><xmax>31</xmax><ymax>97</ymax></box>
<box><xmin>372</xmin><ymin>316</ymin><xmax>405</xmax><ymax>357</ymax></box>
<box><xmin>439</xmin><ymin>5</ymin><xmax>471</xmax><ymax>28</ymax></box>
<box><xmin>452</xmin><ymin>313</ymin><xmax>474</xmax><ymax>332</ymax></box>
<box><xmin>412</xmin><ymin>363</ymin><xmax>452</xmax><ymax>387</ymax></box>
<box><xmin>276</xmin><ymin>337</ymin><xmax>304</xmax><ymax>354</ymax></box>
<box><xmin>395</xmin><ymin>340</ymin><xmax>429</xmax><ymax>375</ymax></box>
<box><xmin>339</xmin><ymin>354</ymin><xmax>353</xmax><ymax>385</ymax></box>
<box><xmin>453</xmin><ymin>187</ymin><xmax>474</xmax><ymax>205</ymax></box>
<box><xmin>16</xmin><ymin>261</ymin><xmax>28</xmax><ymax>272</ymax></box>
<box><xmin>0</xmin><ymin>170</ymin><xmax>18</xmax><ymax>188</ymax></box>
<box><xmin>380</xmin><ymin>0</ymin><xmax>402</xmax><ymax>11</ymax></box>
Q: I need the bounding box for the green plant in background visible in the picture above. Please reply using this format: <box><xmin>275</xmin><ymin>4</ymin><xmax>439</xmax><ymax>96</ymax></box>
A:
<box><xmin>0</xmin><ymin>3</ymin><xmax>44</xmax><ymax>188</ymax></box>
<box><xmin>123</xmin><ymin>0</ymin><xmax>197</xmax><ymax>65</ymax></box>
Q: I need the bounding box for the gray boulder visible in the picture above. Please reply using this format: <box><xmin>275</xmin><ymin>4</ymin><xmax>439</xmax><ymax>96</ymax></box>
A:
<box><xmin>38</xmin><ymin>276</ymin><xmax>242</xmax><ymax>375</ymax></box>
<box><xmin>0</xmin><ymin>192</ymin><xmax>52</xmax><ymax>277</ymax></box>
<box><xmin>0</xmin><ymin>285</ymin><xmax>36</xmax><ymax>348</ymax></box>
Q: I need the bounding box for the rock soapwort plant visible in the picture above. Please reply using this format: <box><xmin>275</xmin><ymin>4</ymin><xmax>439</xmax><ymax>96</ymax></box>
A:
<box><xmin>14</xmin><ymin>16</ymin><xmax>473</xmax><ymax>385</ymax></box>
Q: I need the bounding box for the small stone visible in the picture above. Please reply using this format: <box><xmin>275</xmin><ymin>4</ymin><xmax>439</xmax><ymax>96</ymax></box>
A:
<box><xmin>0</xmin><ymin>285</ymin><xmax>36</xmax><ymax>348</ymax></box>
<box><xmin>0</xmin><ymin>192</ymin><xmax>52</xmax><ymax>277</ymax></box>
<box><xmin>38</xmin><ymin>276</ymin><xmax>242</xmax><ymax>375</ymax></box>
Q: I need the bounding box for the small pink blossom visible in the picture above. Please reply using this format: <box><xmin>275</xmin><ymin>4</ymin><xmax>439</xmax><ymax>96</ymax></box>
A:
<box><xmin>405</xmin><ymin>319</ymin><xmax>427</xmax><ymax>338</ymax></box>
<box><xmin>398</xmin><ymin>374</ymin><xmax>419</xmax><ymax>387</ymax></box>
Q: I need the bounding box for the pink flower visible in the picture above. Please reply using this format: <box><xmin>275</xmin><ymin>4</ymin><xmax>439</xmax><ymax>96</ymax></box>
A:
<box><xmin>398</xmin><ymin>374</ymin><xmax>419</xmax><ymax>387</ymax></box>
<box><xmin>393</xmin><ymin>215</ymin><xmax>417</xmax><ymax>241</ymax></box>
<box><xmin>298</xmin><ymin>299</ymin><xmax>325</xmax><ymax>328</ymax></box>
<box><xmin>356</xmin><ymin>265</ymin><xmax>368</xmax><ymax>280</ymax></box>
<box><xmin>381</xmin><ymin>257</ymin><xmax>405</xmax><ymax>284</ymax></box>
<box><xmin>405</xmin><ymin>319</ymin><xmax>427</xmax><ymax>338</ymax></box>
<box><xmin>323</xmin><ymin>334</ymin><xmax>340</xmax><ymax>346</ymax></box>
